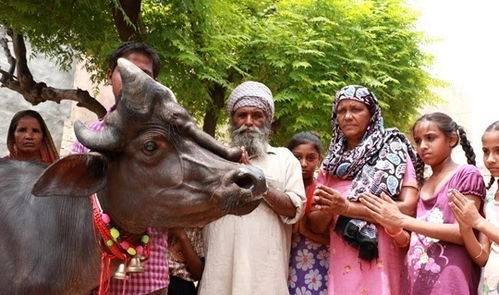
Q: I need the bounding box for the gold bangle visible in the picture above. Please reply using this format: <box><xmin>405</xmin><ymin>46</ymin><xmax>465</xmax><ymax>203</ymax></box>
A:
<box><xmin>384</xmin><ymin>227</ymin><xmax>404</xmax><ymax>238</ymax></box>
<box><xmin>474</xmin><ymin>245</ymin><xmax>483</xmax><ymax>259</ymax></box>
<box><xmin>344</xmin><ymin>201</ymin><xmax>350</xmax><ymax>215</ymax></box>
<box><xmin>396</xmin><ymin>236</ymin><xmax>410</xmax><ymax>248</ymax></box>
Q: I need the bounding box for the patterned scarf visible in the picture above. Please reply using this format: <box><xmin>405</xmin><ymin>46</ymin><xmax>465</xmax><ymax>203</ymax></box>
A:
<box><xmin>322</xmin><ymin>85</ymin><xmax>417</xmax><ymax>260</ymax></box>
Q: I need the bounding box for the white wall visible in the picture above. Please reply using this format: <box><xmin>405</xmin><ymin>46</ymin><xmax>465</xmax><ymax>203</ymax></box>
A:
<box><xmin>410</xmin><ymin>0</ymin><xmax>499</xmax><ymax>177</ymax></box>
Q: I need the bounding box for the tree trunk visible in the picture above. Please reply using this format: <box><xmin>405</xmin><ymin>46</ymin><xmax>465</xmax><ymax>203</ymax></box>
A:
<box><xmin>203</xmin><ymin>83</ymin><xmax>226</xmax><ymax>137</ymax></box>
<box><xmin>112</xmin><ymin>0</ymin><xmax>142</xmax><ymax>41</ymax></box>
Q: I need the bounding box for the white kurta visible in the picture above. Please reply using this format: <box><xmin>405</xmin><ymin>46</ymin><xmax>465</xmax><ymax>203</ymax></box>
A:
<box><xmin>198</xmin><ymin>145</ymin><xmax>305</xmax><ymax>295</ymax></box>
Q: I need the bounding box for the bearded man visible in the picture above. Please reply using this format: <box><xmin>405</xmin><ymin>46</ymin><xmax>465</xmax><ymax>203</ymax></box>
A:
<box><xmin>198</xmin><ymin>81</ymin><xmax>305</xmax><ymax>295</ymax></box>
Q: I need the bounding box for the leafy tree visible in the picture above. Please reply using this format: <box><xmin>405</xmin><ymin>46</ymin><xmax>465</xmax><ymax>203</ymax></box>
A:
<box><xmin>0</xmin><ymin>0</ymin><xmax>438</xmax><ymax>146</ymax></box>
<box><xmin>239</xmin><ymin>0</ymin><xmax>440</xmax><ymax>144</ymax></box>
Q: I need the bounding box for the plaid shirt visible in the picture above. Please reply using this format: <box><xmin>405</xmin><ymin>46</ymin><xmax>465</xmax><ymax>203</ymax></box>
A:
<box><xmin>72</xmin><ymin>117</ymin><xmax>169</xmax><ymax>294</ymax></box>
<box><xmin>168</xmin><ymin>227</ymin><xmax>204</xmax><ymax>282</ymax></box>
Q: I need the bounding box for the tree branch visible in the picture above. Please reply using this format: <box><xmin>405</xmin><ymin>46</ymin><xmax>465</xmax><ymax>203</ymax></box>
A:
<box><xmin>10</xmin><ymin>29</ymin><xmax>35</xmax><ymax>88</ymax></box>
<box><xmin>0</xmin><ymin>35</ymin><xmax>15</xmax><ymax>75</ymax></box>
<box><xmin>112</xmin><ymin>0</ymin><xmax>142</xmax><ymax>41</ymax></box>
<box><xmin>203</xmin><ymin>83</ymin><xmax>226</xmax><ymax>136</ymax></box>
<box><xmin>0</xmin><ymin>30</ymin><xmax>107</xmax><ymax>119</ymax></box>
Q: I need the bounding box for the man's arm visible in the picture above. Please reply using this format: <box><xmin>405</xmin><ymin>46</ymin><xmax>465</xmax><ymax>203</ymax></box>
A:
<box><xmin>263</xmin><ymin>188</ymin><xmax>296</xmax><ymax>217</ymax></box>
<box><xmin>268</xmin><ymin>149</ymin><xmax>306</xmax><ymax>223</ymax></box>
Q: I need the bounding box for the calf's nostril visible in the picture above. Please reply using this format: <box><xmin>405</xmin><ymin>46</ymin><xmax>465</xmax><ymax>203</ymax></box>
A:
<box><xmin>231</xmin><ymin>166</ymin><xmax>266</xmax><ymax>196</ymax></box>
<box><xmin>234</xmin><ymin>174</ymin><xmax>255</xmax><ymax>191</ymax></box>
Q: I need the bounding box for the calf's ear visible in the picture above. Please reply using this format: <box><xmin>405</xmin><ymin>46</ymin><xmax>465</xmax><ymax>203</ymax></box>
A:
<box><xmin>32</xmin><ymin>153</ymin><xmax>108</xmax><ymax>197</ymax></box>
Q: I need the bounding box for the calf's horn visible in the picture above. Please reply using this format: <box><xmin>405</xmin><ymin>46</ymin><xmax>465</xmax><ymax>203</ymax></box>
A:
<box><xmin>74</xmin><ymin>121</ymin><xmax>122</xmax><ymax>151</ymax></box>
<box><xmin>117</xmin><ymin>58</ymin><xmax>151</xmax><ymax>115</ymax></box>
<box><xmin>118</xmin><ymin>58</ymin><xmax>178</xmax><ymax>112</ymax></box>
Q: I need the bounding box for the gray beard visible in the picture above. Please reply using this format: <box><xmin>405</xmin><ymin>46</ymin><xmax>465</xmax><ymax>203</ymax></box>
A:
<box><xmin>230</xmin><ymin>124</ymin><xmax>270</xmax><ymax>159</ymax></box>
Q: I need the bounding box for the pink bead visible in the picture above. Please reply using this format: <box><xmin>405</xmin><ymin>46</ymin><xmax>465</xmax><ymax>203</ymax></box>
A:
<box><xmin>101</xmin><ymin>213</ymin><xmax>111</xmax><ymax>224</ymax></box>
<box><xmin>136</xmin><ymin>246</ymin><xmax>144</xmax><ymax>255</ymax></box>
<box><xmin>120</xmin><ymin>241</ymin><xmax>130</xmax><ymax>249</ymax></box>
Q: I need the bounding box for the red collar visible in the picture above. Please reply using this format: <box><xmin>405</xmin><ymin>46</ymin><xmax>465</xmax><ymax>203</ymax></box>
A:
<box><xmin>90</xmin><ymin>194</ymin><xmax>150</xmax><ymax>294</ymax></box>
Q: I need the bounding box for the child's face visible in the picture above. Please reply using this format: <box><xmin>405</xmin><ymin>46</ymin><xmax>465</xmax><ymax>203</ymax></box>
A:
<box><xmin>413</xmin><ymin>120</ymin><xmax>457</xmax><ymax>166</ymax></box>
<box><xmin>292</xmin><ymin>143</ymin><xmax>320</xmax><ymax>181</ymax></box>
<box><xmin>482</xmin><ymin>130</ymin><xmax>499</xmax><ymax>177</ymax></box>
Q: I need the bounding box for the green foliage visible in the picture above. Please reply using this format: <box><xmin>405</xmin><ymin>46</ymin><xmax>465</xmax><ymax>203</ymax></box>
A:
<box><xmin>0</xmin><ymin>0</ymin><xmax>439</xmax><ymax>147</ymax></box>
<box><xmin>239</xmin><ymin>0</ymin><xmax>440</xmax><ymax>145</ymax></box>
<box><xmin>0</xmin><ymin>0</ymin><xmax>121</xmax><ymax>76</ymax></box>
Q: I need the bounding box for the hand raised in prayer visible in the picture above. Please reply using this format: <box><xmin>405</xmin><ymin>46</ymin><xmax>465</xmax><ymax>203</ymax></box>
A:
<box><xmin>312</xmin><ymin>184</ymin><xmax>350</xmax><ymax>215</ymax></box>
<box><xmin>359</xmin><ymin>192</ymin><xmax>404</xmax><ymax>231</ymax></box>
<box><xmin>239</xmin><ymin>146</ymin><xmax>250</xmax><ymax>164</ymax></box>
<box><xmin>448</xmin><ymin>188</ymin><xmax>484</xmax><ymax>230</ymax></box>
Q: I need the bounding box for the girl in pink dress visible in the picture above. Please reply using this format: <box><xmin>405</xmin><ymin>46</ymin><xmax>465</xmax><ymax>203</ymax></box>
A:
<box><xmin>450</xmin><ymin>120</ymin><xmax>499</xmax><ymax>294</ymax></box>
<box><xmin>361</xmin><ymin>112</ymin><xmax>486</xmax><ymax>295</ymax></box>
<box><xmin>309</xmin><ymin>85</ymin><xmax>420</xmax><ymax>295</ymax></box>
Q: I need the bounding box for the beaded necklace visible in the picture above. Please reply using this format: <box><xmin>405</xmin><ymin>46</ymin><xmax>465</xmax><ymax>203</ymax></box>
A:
<box><xmin>91</xmin><ymin>193</ymin><xmax>150</xmax><ymax>295</ymax></box>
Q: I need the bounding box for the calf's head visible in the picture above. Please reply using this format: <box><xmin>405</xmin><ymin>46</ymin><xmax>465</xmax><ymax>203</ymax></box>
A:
<box><xmin>32</xmin><ymin>58</ymin><xmax>266</xmax><ymax>232</ymax></box>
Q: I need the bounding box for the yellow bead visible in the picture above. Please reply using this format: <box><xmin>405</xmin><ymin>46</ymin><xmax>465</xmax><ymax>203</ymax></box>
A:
<box><xmin>106</xmin><ymin>240</ymin><xmax>114</xmax><ymax>247</ymax></box>
<box><xmin>127</xmin><ymin>247</ymin><xmax>137</xmax><ymax>256</ymax></box>
<box><xmin>141</xmin><ymin>235</ymin><xmax>150</xmax><ymax>244</ymax></box>
<box><xmin>110</xmin><ymin>228</ymin><xmax>120</xmax><ymax>241</ymax></box>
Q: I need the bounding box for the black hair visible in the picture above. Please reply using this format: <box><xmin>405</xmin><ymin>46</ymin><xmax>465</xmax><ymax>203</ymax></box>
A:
<box><xmin>287</xmin><ymin>131</ymin><xmax>323</xmax><ymax>156</ymax></box>
<box><xmin>484</xmin><ymin>120</ymin><xmax>499</xmax><ymax>189</ymax></box>
<box><xmin>414</xmin><ymin>154</ymin><xmax>425</xmax><ymax>188</ymax></box>
<box><xmin>108</xmin><ymin>41</ymin><xmax>161</xmax><ymax>78</ymax></box>
<box><xmin>485</xmin><ymin>120</ymin><xmax>499</xmax><ymax>133</ymax></box>
<box><xmin>412</xmin><ymin>112</ymin><xmax>476</xmax><ymax>183</ymax></box>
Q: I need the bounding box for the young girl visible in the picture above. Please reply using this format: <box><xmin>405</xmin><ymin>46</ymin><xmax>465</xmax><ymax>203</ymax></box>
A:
<box><xmin>450</xmin><ymin>120</ymin><xmax>499</xmax><ymax>294</ymax></box>
<box><xmin>287</xmin><ymin>131</ymin><xmax>329</xmax><ymax>295</ymax></box>
<box><xmin>361</xmin><ymin>112</ymin><xmax>486</xmax><ymax>295</ymax></box>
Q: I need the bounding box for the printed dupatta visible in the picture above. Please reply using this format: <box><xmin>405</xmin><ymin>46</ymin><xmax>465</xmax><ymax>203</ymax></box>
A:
<box><xmin>322</xmin><ymin>85</ymin><xmax>417</xmax><ymax>260</ymax></box>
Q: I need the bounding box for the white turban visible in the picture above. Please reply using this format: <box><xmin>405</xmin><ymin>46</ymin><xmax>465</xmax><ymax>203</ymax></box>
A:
<box><xmin>226</xmin><ymin>81</ymin><xmax>274</xmax><ymax>122</ymax></box>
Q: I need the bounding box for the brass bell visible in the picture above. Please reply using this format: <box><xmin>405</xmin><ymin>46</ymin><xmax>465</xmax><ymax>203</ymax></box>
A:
<box><xmin>113</xmin><ymin>263</ymin><xmax>128</xmax><ymax>280</ymax></box>
<box><xmin>126</xmin><ymin>257</ymin><xmax>145</xmax><ymax>273</ymax></box>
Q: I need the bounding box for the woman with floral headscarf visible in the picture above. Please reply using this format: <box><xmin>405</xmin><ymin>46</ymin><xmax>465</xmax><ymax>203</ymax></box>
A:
<box><xmin>308</xmin><ymin>85</ymin><xmax>420</xmax><ymax>294</ymax></box>
<box><xmin>5</xmin><ymin>110</ymin><xmax>59</xmax><ymax>164</ymax></box>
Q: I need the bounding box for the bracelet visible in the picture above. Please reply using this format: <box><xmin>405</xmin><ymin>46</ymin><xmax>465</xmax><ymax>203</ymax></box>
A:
<box><xmin>474</xmin><ymin>245</ymin><xmax>484</xmax><ymax>259</ymax></box>
<box><xmin>344</xmin><ymin>201</ymin><xmax>350</xmax><ymax>215</ymax></box>
<box><xmin>384</xmin><ymin>227</ymin><xmax>404</xmax><ymax>238</ymax></box>
<box><xmin>396</xmin><ymin>235</ymin><xmax>410</xmax><ymax>248</ymax></box>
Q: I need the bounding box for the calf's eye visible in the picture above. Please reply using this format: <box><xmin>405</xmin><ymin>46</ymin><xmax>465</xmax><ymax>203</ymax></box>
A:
<box><xmin>144</xmin><ymin>141</ymin><xmax>158</xmax><ymax>153</ymax></box>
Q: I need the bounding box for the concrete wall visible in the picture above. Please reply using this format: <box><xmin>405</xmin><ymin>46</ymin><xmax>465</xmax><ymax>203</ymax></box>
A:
<box><xmin>412</xmin><ymin>0</ymin><xmax>499</xmax><ymax>178</ymax></box>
